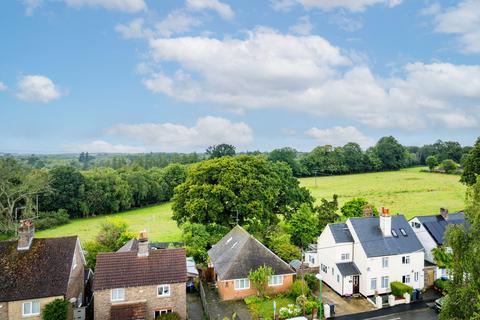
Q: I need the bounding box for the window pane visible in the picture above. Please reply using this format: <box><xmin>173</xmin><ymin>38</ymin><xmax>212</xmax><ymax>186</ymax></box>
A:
<box><xmin>23</xmin><ymin>303</ymin><xmax>31</xmax><ymax>315</ymax></box>
<box><xmin>32</xmin><ymin>302</ymin><xmax>40</xmax><ymax>314</ymax></box>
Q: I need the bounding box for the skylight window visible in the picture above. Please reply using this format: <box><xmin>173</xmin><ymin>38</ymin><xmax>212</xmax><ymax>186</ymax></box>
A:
<box><xmin>391</xmin><ymin>229</ymin><xmax>398</xmax><ymax>237</ymax></box>
<box><xmin>226</xmin><ymin>237</ymin><xmax>233</xmax><ymax>244</ymax></box>
<box><xmin>400</xmin><ymin>228</ymin><xmax>407</xmax><ymax>236</ymax></box>
<box><xmin>231</xmin><ymin>241</ymin><xmax>238</xmax><ymax>249</ymax></box>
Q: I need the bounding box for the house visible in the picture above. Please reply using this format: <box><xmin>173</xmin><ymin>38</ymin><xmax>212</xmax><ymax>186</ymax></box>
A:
<box><xmin>208</xmin><ymin>225</ymin><xmax>296</xmax><ymax>301</ymax></box>
<box><xmin>409</xmin><ymin>208</ymin><xmax>467</xmax><ymax>285</ymax></box>
<box><xmin>317</xmin><ymin>208</ymin><xmax>425</xmax><ymax>297</ymax></box>
<box><xmin>303</xmin><ymin>243</ymin><xmax>319</xmax><ymax>268</ymax></box>
<box><xmin>0</xmin><ymin>220</ymin><xmax>86</xmax><ymax>320</ymax></box>
<box><xmin>93</xmin><ymin>231</ymin><xmax>187</xmax><ymax>319</ymax></box>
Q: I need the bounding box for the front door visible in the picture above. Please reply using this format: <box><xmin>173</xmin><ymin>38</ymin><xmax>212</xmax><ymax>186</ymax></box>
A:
<box><xmin>352</xmin><ymin>275</ymin><xmax>359</xmax><ymax>294</ymax></box>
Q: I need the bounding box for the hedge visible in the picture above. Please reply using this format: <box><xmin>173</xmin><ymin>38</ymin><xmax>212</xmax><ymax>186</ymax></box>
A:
<box><xmin>390</xmin><ymin>281</ymin><xmax>413</xmax><ymax>297</ymax></box>
<box><xmin>42</xmin><ymin>299</ymin><xmax>69</xmax><ymax>320</ymax></box>
<box><xmin>434</xmin><ymin>278</ymin><xmax>449</xmax><ymax>293</ymax></box>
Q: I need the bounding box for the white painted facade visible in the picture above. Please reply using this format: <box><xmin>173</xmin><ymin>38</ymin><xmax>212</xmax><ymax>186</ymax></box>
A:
<box><xmin>409</xmin><ymin>217</ymin><xmax>437</xmax><ymax>264</ymax></box>
<box><xmin>304</xmin><ymin>251</ymin><xmax>319</xmax><ymax>268</ymax></box>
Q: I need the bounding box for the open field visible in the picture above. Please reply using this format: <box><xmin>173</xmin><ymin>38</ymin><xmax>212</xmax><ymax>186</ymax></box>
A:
<box><xmin>299</xmin><ymin>167</ymin><xmax>466</xmax><ymax>219</ymax></box>
<box><xmin>36</xmin><ymin>167</ymin><xmax>466</xmax><ymax>242</ymax></box>
<box><xmin>36</xmin><ymin>202</ymin><xmax>180</xmax><ymax>243</ymax></box>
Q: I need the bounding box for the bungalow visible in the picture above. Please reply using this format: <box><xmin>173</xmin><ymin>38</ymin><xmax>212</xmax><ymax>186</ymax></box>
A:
<box><xmin>317</xmin><ymin>208</ymin><xmax>425</xmax><ymax>297</ymax></box>
<box><xmin>208</xmin><ymin>225</ymin><xmax>296</xmax><ymax>301</ymax></box>
<box><xmin>0</xmin><ymin>220</ymin><xmax>86</xmax><ymax>320</ymax></box>
<box><xmin>93</xmin><ymin>231</ymin><xmax>187</xmax><ymax>319</ymax></box>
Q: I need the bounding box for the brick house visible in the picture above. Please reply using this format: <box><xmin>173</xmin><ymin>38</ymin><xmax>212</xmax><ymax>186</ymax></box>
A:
<box><xmin>208</xmin><ymin>225</ymin><xmax>296</xmax><ymax>301</ymax></box>
<box><xmin>93</xmin><ymin>232</ymin><xmax>187</xmax><ymax>320</ymax></box>
<box><xmin>0</xmin><ymin>220</ymin><xmax>86</xmax><ymax>320</ymax></box>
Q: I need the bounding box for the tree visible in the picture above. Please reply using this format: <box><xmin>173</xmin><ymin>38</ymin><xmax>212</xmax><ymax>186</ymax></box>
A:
<box><xmin>341</xmin><ymin>198</ymin><xmax>377</xmax><ymax>218</ymax></box>
<box><xmin>371</xmin><ymin>136</ymin><xmax>407</xmax><ymax>170</ymax></box>
<box><xmin>248</xmin><ymin>265</ymin><xmax>273</xmax><ymax>298</ymax></box>
<box><xmin>206</xmin><ymin>144</ymin><xmax>236</xmax><ymax>159</ymax></box>
<box><xmin>287</xmin><ymin>204</ymin><xmax>318</xmax><ymax>249</ymax></box>
<box><xmin>268</xmin><ymin>147</ymin><xmax>301</xmax><ymax>176</ymax></box>
<box><xmin>265</xmin><ymin>226</ymin><xmax>301</xmax><ymax>262</ymax></box>
<box><xmin>432</xmin><ymin>247</ymin><xmax>452</xmax><ymax>269</ymax></box>
<box><xmin>461</xmin><ymin>137</ymin><xmax>480</xmax><ymax>186</ymax></box>
<box><xmin>316</xmin><ymin>195</ymin><xmax>339</xmax><ymax>233</ymax></box>
<box><xmin>426</xmin><ymin>155</ymin><xmax>438</xmax><ymax>171</ymax></box>
<box><xmin>181</xmin><ymin>222</ymin><xmax>211</xmax><ymax>264</ymax></box>
<box><xmin>440</xmin><ymin>159</ymin><xmax>458</xmax><ymax>174</ymax></box>
<box><xmin>439</xmin><ymin>178</ymin><xmax>480</xmax><ymax>319</ymax></box>
<box><xmin>42</xmin><ymin>299</ymin><xmax>69</xmax><ymax>320</ymax></box>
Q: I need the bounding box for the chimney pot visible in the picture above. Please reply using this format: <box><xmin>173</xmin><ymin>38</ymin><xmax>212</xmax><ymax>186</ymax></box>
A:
<box><xmin>137</xmin><ymin>230</ymin><xmax>149</xmax><ymax>257</ymax></box>
<box><xmin>379</xmin><ymin>207</ymin><xmax>392</xmax><ymax>237</ymax></box>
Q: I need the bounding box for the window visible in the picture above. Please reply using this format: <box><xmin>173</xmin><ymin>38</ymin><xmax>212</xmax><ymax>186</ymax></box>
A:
<box><xmin>402</xmin><ymin>275</ymin><xmax>410</xmax><ymax>284</ymax></box>
<box><xmin>157</xmin><ymin>284</ymin><xmax>171</xmax><ymax>297</ymax></box>
<box><xmin>22</xmin><ymin>301</ymin><xmax>40</xmax><ymax>317</ymax></box>
<box><xmin>382</xmin><ymin>257</ymin><xmax>389</xmax><ymax>268</ymax></box>
<box><xmin>402</xmin><ymin>256</ymin><xmax>410</xmax><ymax>264</ymax></box>
<box><xmin>391</xmin><ymin>229</ymin><xmax>398</xmax><ymax>237</ymax></box>
<box><xmin>332</xmin><ymin>267</ymin><xmax>334</xmax><ymax>275</ymax></box>
<box><xmin>381</xmin><ymin>276</ymin><xmax>389</xmax><ymax>289</ymax></box>
<box><xmin>341</xmin><ymin>253</ymin><xmax>350</xmax><ymax>261</ymax></box>
<box><xmin>337</xmin><ymin>275</ymin><xmax>340</xmax><ymax>283</ymax></box>
<box><xmin>321</xmin><ymin>264</ymin><xmax>327</xmax><ymax>273</ymax></box>
<box><xmin>400</xmin><ymin>228</ymin><xmax>407</xmax><ymax>236</ymax></box>
<box><xmin>155</xmin><ymin>310</ymin><xmax>173</xmax><ymax>317</ymax></box>
<box><xmin>411</xmin><ymin>222</ymin><xmax>421</xmax><ymax>229</ymax></box>
<box><xmin>370</xmin><ymin>278</ymin><xmax>377</xmax><ymax>290</ymax></box>
<box><xmin>309</xmin><ymin>256</ymin><xmax>315</xmax><ymax>264</ymax></box>
<box><xmin>268</xmin><ymin>275</ymin><xmax>283</xmax><ymax>286</ymax></box>
<box><xmin>234</xmin><ymin>278</ymin><xmax>250</xmax><ymax>290</ymax></box>
<box><xmin>414</xmin><ymin>272</ymin><xmax>419</xmax><ymax>282</ymax></box>
<box><xmin>111</xmin><ymin>288</ymin><xmax>125</xmax><ymax>302</ymax></box>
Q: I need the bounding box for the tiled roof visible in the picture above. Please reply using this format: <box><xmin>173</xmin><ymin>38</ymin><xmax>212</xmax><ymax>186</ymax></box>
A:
<box><xmin>94</xmin><ymin>248</ymin><xmax>187</xmax><ymax>290</ymax></box>
<box><xmin>329</xmin><ymin>223</ymin><xmax>354</xmax><ymax>243</ymax></box>
<box><xmin>0</xmin><ymin>236</ymin><xmax>77</xmax><ymax>302</ymax></box>
<box><xmin>415</xmin><ymin>212</ymin><xmax>467</xmax><ymax>245</ymax></box>
<box><xmin>208</xmin><ymin>225</ymin><xmax>294</xmax><ymax>280</ymax></box>
<box><xmin>336</xmin><ymin>262</ymin><xmax>361</xmax><ymax>276</ymax></box>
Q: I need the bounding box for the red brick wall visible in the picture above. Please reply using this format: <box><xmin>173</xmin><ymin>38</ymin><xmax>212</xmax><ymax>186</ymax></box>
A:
<box><xmin>217</xmin><ymin>274</ymin><xmax>294</xmax><ymax>301</ymax></box>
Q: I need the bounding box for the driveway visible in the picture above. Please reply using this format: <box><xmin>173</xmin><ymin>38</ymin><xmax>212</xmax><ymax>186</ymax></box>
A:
<box><xmin>202</xmin><ymin>282</ymin><xmax>252</xmax><ymax>320</ymax></box>
<box><xmin>187</xmin><ymin>292</ymin><xmax>204</xmax><ymax>320</ymax></box>
<box><xmin>320</xmin><ymin>284</ymin><xmax>375</xmax><ymax>317</ymax></box>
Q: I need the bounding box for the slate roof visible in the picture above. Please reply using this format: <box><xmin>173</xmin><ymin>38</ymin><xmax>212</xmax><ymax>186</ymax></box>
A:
<box><xmin>329</xmin><ymin>223</ymin><xmax>354</xmax><ymax>243</ymax></box>
<box><xmin>0</xmin><ymin>236</ymin><xmax>77</xmax><ymax>302</ymax></box>
<box><xmin>94</xmin><ymin>248</ymin><xmax>187</xmax><ymax>290</ymax></box>
<box><xmin>336</xmin><ymin>262</ymin><xmax>361</xmax><ymax>276</ymax></box>
<box><xmin>349</xmin><ymin>216</ymin><xmax>424</xmax><ymax>258</ymax></box>
<box><xmin>208</xmin><ymin>225</ymin><xmax>295</xmax><ymax>281</ymax></box>
<box><xmin>415</xmin><ymin>212</ymin><xmax>467</xmax><ymax>245</ymax></box>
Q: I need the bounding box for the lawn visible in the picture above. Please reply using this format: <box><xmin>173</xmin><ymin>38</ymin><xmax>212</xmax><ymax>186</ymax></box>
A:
<box><xmin>245</xmin><ymin>296</ymin><xmax>296</xmax><ymax>320</ymax></box>
<box><xmin>300</xmin><ymin>167</ymin><xmax>466</xmax><ymax>219</ymax></box>
<box><xmin>36</xmin><ymin>202</ymin><xmax>181</xmax><ymax>243</ymax></box>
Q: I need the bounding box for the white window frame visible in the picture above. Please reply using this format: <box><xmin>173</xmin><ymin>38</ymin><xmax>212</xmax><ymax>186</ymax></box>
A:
<box><xmin>370</xmin><ymin>278</ymin><xmax>377</xmax><ymax>290</ymax></box>
<box><xmin>414</xmin><ymin>272</ymin><xmax>419</xmax><ymax>282</ymax></box>
<box><xmin>111</xmin><ymin>288</ymin><xmax>125</xmax><ymax>302</ymax></box>
<box><xmin>268</xmin><ymin>275</ymin><xmax>283</xmax><ymax>287</ymax></box>
<box><xmin>234</xmin><ymin>278</ymin><xmax>250</xmax><ymax>290</ymax></box>
<box><xmin>157</xmin><ymin>284</ymin><xmax>171</xmax><ymax>297</ymax></box>
<box><xmin>22</xmin><ymin>301</ymin><xmax>40</xmax><ymax>317</ymax></box>
<box><xmin>381</xmin><ymin>276</ymin><xmax>389</xmax><ymax>289</ymax></box>
<box><xmin>402</xmin><ymin>256</ymin><xmax>410</xmax><ymax>264</ymax></box>
<box><xmin>403</xmin><ymin>275</ymin><xmax>410</xmax><ymax>284</ymax></box>
<box><xmin>341</xmin><ymin>253</ymin><xmax>350</xmax><ymax>261</ymax></box>
<box><xmin>382</xmin><ymin>257</ymin><xmax>389</xmax><ymax>268</ymax></box>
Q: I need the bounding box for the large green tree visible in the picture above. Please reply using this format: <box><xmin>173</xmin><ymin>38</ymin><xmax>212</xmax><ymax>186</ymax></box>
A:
<box><xmin>287</xmin><ymin>204</ymin><xmax>318</xmax><ymax>249</ymax></box>
<box><xmin>371</xmin><ymin>136</ymin><xmax>407</xmax><ymax>170</ymax></box>
<box><xmin>461</xmin><ymin>137</ymin><xmax>480</xmax><ymax>186</ymax></box>
<box><xmin>268</xmin><ymin>147</ymin><xmax>302</xmax><ymax>176</ymax></box>
<box><xmin>206</xmin><ymin>144</ymin><xmax>236</xmax><ymax>159</ymax></box>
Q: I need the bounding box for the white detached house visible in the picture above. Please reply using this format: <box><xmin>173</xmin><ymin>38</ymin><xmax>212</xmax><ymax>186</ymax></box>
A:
<box><xmin>317</xmin><ymin>208</ymin><xmax>425</xmax><ymax>297</ymax></box>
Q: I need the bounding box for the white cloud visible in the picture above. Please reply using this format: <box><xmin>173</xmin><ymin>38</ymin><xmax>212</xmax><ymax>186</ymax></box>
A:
<box><xmin>290</xmin><ymin>16</ymin><xmax>313</xmax><ymax>35</ymax></box>
<box><xmin>271</xmin><ymin>0</ymin><xmax>402</xmax><ymax>12</ymax></box>
<box><xmin>306</xmin><ymin>126</ymin><xmax>374</xmax><ymax>148</ymax></box>
<box><xmin>106</xmin><ymin>116</ymin><xmax>253</xmax><ymax>151</ymax></box>
<box><xmin>65</xmin><ymin>140</ymin><xmax>145</xmax><ymax>153</ymax></box>
<box><xmin>22</xmin><ymin>0</ymin><xmax>42</xmax><ymax>15</ymax></box>
<box><xmin>63</xmin><ymin>0</ymin><xmax>146</xmax><ymax>13</ymax></box>
<box><xmin>141</xmin><ymin>28</ymin><xmax>480</xmax><ymax>130</ymax></box>
<box><xmin>0</xmin><ymin>82</ymin><xmax>7</xmax><ymax>91</ymax></box>
<box><xmin>115</xmin><ymin>18</ymin><xmax>148</xmax><ymax>39</ymax></box>
<box><xmin>428</xmin><ymin>112</ymin><xmax>478</xmax><ymax>129</ymax></box>
<box><xmin>329</xmin><ymin>11</ymin><xmax>363</xmax><ymax>32</ymax></box>
<box><xmin>16</xmin><ymin>75</ymin><xmax>64</xmax><ymax>103</ymax></box>
<box><xmin>430</xmin><ymin>0</ymin><xmax>480</xmax><ymax>54</ymax></box>
<box><xmin>186</xmin><ymin>0</ymin><xmax>234</xmax><ymax>20</ymax></box>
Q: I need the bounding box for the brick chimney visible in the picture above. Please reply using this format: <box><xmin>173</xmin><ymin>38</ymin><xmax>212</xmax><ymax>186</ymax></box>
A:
<box><xmin>137</xmin><ymin>230</ymin><xmax>149</xmax><ymax>257</ymax></box>
<box><xmin>17</xmin><ymin>219</ymin><xmax>34</xmax><ymax>251</ymax></box>
<box><xmin>440</xmin><ymin>208</ymin><xmax>449</xmax><ymax>220</ymax></box>
<box><xmin>379</xmin><ymin>207</ymin><xmax>391</xmax><ymax>237</ymax></box>
<box><xmin>363</xmin><ymin>205</ymin><xmax>374</xmax><ymax>217</ymax></box>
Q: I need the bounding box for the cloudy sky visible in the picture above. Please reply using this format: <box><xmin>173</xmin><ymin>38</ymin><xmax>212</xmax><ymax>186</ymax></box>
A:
<box><xmin>1</xmin><ymin>0</ymin><xmax>479</xmax><ymax>153</ymax></box>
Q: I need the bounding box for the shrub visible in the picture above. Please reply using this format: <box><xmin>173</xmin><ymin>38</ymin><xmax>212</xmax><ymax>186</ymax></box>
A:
<box><xmin>35</xmin><ymin>209</ymin><xmax>70</xmax><ymax>231</ymax></box>
<box><xmin>304</xmin><ymin>299</ymin><xmax>319</xmax><ymax>315</ymax></box>
<box><xmin>440</xmin><ymin>159</ymin><xmax>458</xmax><ymax>174</ymax></box>
<box><xmin>390</xmin><ymin>281</ymin><xmax>413</xmax><ymax>297</ymax></box>
<box><xmin>156</xmin><ymin>312</ymin><xmax>181</xmax><ymax>320</ymax></box>
<box><xmin>304</xmin><ymin>273</ymin><xmax>319</xmax><ymax>292</ymax></box>
<box><xmin>248</xmin><ymin>265</ymin><xmax>273</xmax><ymax>298</ymax></box>
<box><xmin>279</xmin><ymin>304</ymin><xmax>302</xmax><ymax>318</ymax></box>
<box><xmin>42</xmin><ymin>299</ymin><xmax>69</xmax><ymax>320</ymax></box>
<box><xmin>244</xmin><ymin>296</ymin><xmax>262</xmax><ymax>305</ymax></box>
<box><xmin>288</xmin><ymin>279</ymin><xmax>310</xmax><ymax>299</ymax></box>
<box><xmin>434</xmin><ymin>278</ymin><xmax>449</xmax><ymax>293</ymax></box>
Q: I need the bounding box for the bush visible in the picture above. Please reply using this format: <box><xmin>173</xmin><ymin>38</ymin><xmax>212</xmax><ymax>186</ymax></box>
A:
<box><xmin>304</xmin><ymin>299</ymin><xmax>319</xmax><ymax>315</ymax></box>
<box><xmin>434</xmin><ymin>278</ymin><xmax>449</xmax><ymax>293</ymax></box>
<box><xmin>244</xmin><ymin>296</ymin><xmax>262</xmax><ymax>305</ymax></box>
<box><xmin>304</xmin><ymin>273</ymin><xmax>319</xmax><ymax>292</ymax></box>
<box><xmin>42</xmin><ymin>299</ymin><xmax>69</xmax><ymax>320</ymax></box>
<box><xmin>440</xmin><ymin>159</ymin><xmax>458</xmax><ymax>174</ymax></box>
<box><xmin>288</xmin><ymin>280</ymin><xmax>310</xmax><ymax>299</ymax></box>
<box><xmin>390</xmin><ymin>281</ymin><xmax>413</xmax><ymax>297</ymax></box>
<box><xmin>35</xmin><ymin>209</ymin><xmax>70</xmax><ymax>231</ymax></box>
<box><xmin>279</xmin><ymin>304</ymin><xmax>302</xmax><ymax>318</ymax></box>
<box><xmin>156</xmin><ymin>312</ymin><xmax>181</xmax><ymax>320</ymax></box>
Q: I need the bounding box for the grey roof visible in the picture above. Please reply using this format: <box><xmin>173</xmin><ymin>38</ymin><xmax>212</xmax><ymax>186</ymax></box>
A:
<box><xmin>336</xmin><ymin>262</ymin><xmax>361</xmax><ymax>276</ymax></box>
<box><xmin>208</xmin><ymin>225</ymin><xmax>295</xmax><ymax>280</ymax></box>
<box><xmin>415</xmin><ymin>212</ymin><xmax>467</xmax><ymax>245</ymax></box>
<box><xmin>349</xmin><ymin>216</ymin><xmax>424</xmax><ymax>258</ymax></box>
<box><xmin>306</xmin><ymin>243</ymin><xmax>317</xmax><ymax>253</ymax></box>
<box><xmin>289</xmin><ymin>260</ymin><xmax>302</xmax><ymax>270</ymax></box>
<box><xmin>117</xmin><ymin>238</ymin><xmax>138</xmax><ymax>252</ymax></box>
<box><xmin>329</xmin><ymin>223</ymin><xmax>354</xmax><ymax>243</ymax></box>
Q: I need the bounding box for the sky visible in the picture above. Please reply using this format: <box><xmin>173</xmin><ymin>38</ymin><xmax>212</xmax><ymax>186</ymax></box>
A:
<box><xmin>1</xmin><ymin>0</ymin><xmax>479</xmax><ymax>154</ymax></box>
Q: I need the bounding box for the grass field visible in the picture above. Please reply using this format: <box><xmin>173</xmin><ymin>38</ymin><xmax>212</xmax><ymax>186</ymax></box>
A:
<box><xmin>36</xmin><ymin>167</ymin><xmax>466</xmax><ymax>242</ymax></box>
<box><xmin>36</xmin><ymin>202</ymin><xmax>180</xmax><ymax>243</ymax></box>
<box><xmin>299</xmin><ymin>167</ymin><xmax>466</xmax><ymax>219</ymax></box>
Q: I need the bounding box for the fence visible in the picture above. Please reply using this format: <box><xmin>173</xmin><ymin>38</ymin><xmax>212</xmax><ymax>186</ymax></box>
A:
<box><xmin>199</xmin><ymin>281</ymin><xmax>210</xmax><ymax>319</ymax></box>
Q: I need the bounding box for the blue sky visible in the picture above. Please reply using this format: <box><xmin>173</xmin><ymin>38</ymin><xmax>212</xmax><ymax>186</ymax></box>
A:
<box><xmin>1</xmin><ymin>0</ymin><xmax>479</xmax><ymax>153</ymax></box>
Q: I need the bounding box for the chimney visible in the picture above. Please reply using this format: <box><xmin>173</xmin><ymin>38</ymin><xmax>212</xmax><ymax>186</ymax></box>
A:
<box><xmin>440</xmin><ymin>208</ymin><xmax>449</xmax><ymax>220</ymax></box>
<box><xmin>363</xmin><ymin>205</ymin><xmax>373</xmax><ymax>217</ymax></box>
<box><xmin>379</xmin><ymin>207</ymin><xmax>391</xmax><ymax>237</ymax></box>
<box><xmin>17</xmin><ymin>219</ymin><xmax>34</xmax><ymax>251</ymax></box>
<box><xmin>137</xmin><ymin>230</ymin><xmax>149</xmax><ymax>257</ymax></box>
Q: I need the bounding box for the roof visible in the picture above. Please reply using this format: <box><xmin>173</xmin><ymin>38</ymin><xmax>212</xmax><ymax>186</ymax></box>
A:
<box><xmin>336</xmin><ymin>262</ymin><xmax>361</xmax><ymax>276</ymax></box>
<box><xmin>94</xmin><ymin>248</ymin><xmax>187</xmax><ymax>290</ymax></box>
<box><xmin>187</xmin><ymin>257</ymin><xmax>199</xmax><ymax>277</ymax></box>
<box><xmin>329</xmin><ymin>223</ymin><xmax>354</xmax><ymax>243</ymax></box>
<box><xmin>289</xmin><ymin>259</ymin><xmax>302</xmax><ymax>270</ymax></box>
<box><xmin>349</xmin><ymin>216</ymin><xmax>424</xmax><ymax>258</ymax></box>
<box><xmin>116</xmin><ymin>239</ymin><xmax>184</xmax><ymax>253</ymax></box>
<box><xmin>208</xmin><ymin>225</ymin><xmax>295</xmax><ymax>280</ymax></box>
<box><xmin>117</xmin><ymin>238</ymin><xmax>138</xmax><ymax>253</ymax></box>
<box><xmin>415</xmin><ymin>212</ymin><xmax>467</xmax><ymax>245</ymax></box>
<box><xmin>0</xmin><ymin>236</ymin><xmax>78</xmax><ymax>302</ymax></box>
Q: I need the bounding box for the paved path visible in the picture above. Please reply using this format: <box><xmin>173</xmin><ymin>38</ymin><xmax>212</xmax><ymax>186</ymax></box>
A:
<box><xmin>334</xmin><ymin>301</ymin><xmax>436</xmax><ymax>320</ymax></box>
<box><xmin>187</xmin><ymin>292</ymin><xmax>204</xmax><ymax>320</ymax></box>
<box><xmin>202</xmin><ymin>283</ymin><xmax>251</xmax><ymax>320</ymax></box>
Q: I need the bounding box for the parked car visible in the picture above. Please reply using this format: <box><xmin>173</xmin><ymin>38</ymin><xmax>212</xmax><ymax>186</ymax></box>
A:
<box><xmin>435</xmin><ymin>296</ymin><xmax>445</xmax><ymax>311</ymax></box>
